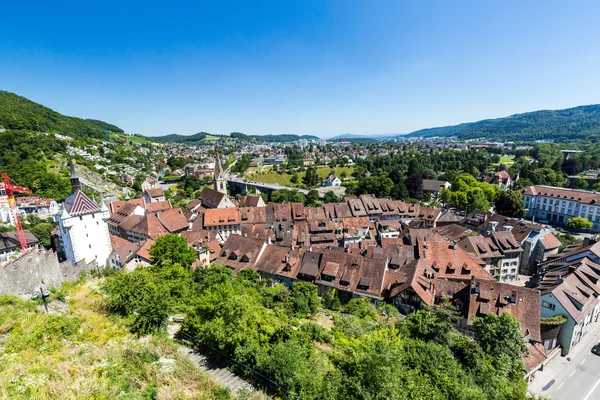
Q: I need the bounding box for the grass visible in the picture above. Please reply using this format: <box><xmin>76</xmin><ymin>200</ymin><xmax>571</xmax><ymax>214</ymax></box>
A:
<box><xmin>248</xmin><ymin>166</ymin><xmax>354</xmax><ymax>186</ymax></box>
<box><xmin>499</xmin><ymin>155</ymin><xmax>515</xmax><ymax>163</ymax></box>
<box><xmin>0</xmin><ymin>280</ymin><xmax>234</xmax><ymax>400</ymax></box>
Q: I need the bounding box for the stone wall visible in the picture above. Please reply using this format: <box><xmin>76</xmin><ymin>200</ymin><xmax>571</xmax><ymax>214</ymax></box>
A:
<box><xmin>0</xmin><ymin>248</ymin><xmax>96</xmax><ymax>296</ymax></box>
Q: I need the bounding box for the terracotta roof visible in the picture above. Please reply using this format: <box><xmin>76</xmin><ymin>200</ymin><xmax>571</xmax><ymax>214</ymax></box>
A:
<box><xmin>524</xmin><ymin>342</ymin><xmax>547</xmax><ymax>374</ymax></box>
<box><xmin>239</xmin><ymin>195</ymin><xmax>263</xmax><ymax>208</ymax></box>
<box><xmin>214</xmin><ymin>234</ymin><xmax>265</xmax><ymax>272</ymax></box>
<box><xmin>266</xmin><ymin>203</ymin><xmax>292</xmax><ymax>222</ymax></box>
<box><xmin>359</xmin><ymin>195</ymin><xmax>382</xmax><ymax>215</ymax></box>
<box><xmin>239</xmin><ymin>207</ymin><xmax>267</xmax><ymax>224</ymax></box>
<box><xmin>298</xmin><ymin>251</ymin><xmax>322</xmax><ymax>278</ymax></box>
<box><xmin>63</xmin><ymin>189</ymin><xmax>101</xmax><ymax>216</ymax></box>
<box><xmin>521</xmin><ymin>185</ymin><xmax>600</xmax><ymax>205</ymax></box>
<box><xmin>199</xmin><ymin>187</ymin><xmax>226</xmax><ymax>208</ymax></box>
<box><xmin>241</xmin><ymin>224</ymin><xmax>275</xmax><ymax>241</ymax></box>
<box><xmin>157</xmin><ymin>208</ymin><xmax>189</xmax><ymax>232</ymax></box>
<box><xmin>145</xmin><ymin>200</ymin><xmax>172</xmax><ymax>213</ymax></box>
<box><xmin>347</xmin><ymin>198</ymin><xmax>368</xmax><ymax>217</ymax></box>
<box><xmin>541</xmin><ymin>232</ymin><xmax>561</xmax><ymax>249</ymax></box>
<box><xmin>203</xmin><ymin>208</ymin><xmax>240</xmax><ymax>227</ymax></box>
<box><xmin>109</xmin><ymin>198</ymin><xmax>145</xmax><ymax>215</ymax></box>
<box><xmin>255</xmin><ymin>245</ymin><xmax>291</xmax><ymax>275</ymax></box>
<box><xmin>464</xmin><ymin>278</ymin><xmax>541</xmax><ymax>342</ymax></box>
<box><xmin>128</xmin><ymin>213</ymin><xmax>168</xmax><ymax>239</ymax></box>
<box><xmin>459</xmin><ymin>236</ymin><xmax>503</xmax><ymax>260</ymax></box>
<box><xmin>433</xmin><ymin>224</ymin><xmax>477</xmax><ymax>242</ymax></box>
<box><xmin>145</xmin><ymin>188</ymin><xmax>164</xmax><ymax>198</ymax></box>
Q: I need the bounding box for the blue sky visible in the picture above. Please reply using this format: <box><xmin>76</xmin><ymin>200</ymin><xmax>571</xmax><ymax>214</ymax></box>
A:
<box><xmin>1</xmin><ymin>1</ymin><xmax>600</xmax><ymax>138</ymax></box>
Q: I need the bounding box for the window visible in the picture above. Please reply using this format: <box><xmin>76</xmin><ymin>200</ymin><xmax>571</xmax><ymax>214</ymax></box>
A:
<box><xmin>89</xmin><ymin>244</ymin><xmax>92</xmax><ymax>249</ymax></box>
<box><xmin>79</xmin><ymin>216</ymin><xmax>83</xmax><ymax>221</ymax></box>
<box><xmin>542</xmin><ymin>301</ymin><xmax>556</xmax><ymax>310</ymax></box>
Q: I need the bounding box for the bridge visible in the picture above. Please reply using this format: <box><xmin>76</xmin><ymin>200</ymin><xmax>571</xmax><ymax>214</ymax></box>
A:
<box><xmin>227</xmin><ymin>176</ymin><xmax>314</xmax><ymax>196</ymax></box>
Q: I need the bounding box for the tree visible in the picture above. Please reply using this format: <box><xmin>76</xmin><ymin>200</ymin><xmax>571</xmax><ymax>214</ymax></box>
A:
<box><xmin>303</xmin><ymin>167</ymin><xmax>320</xmax><ymax>188</ymax></box>
<box><xmin>131</xmin><ymin>283</ymin><xmax>170</xmax><ymax>335</ymax></box>
<box><xmin>574</xmin><ymin>178</ymin><xmax>589</xmax><ymax>190</ymax></box>
<box><xmin>149</xmin><ymin>234</ymin><xmax>197</xmax><ymax>268</ymax></box>
<box><xmin>473</xmin><ymin>313</ymin><xmax>527</xmax><ymax>361</ymax></box>
<box><xmin>466</xmin><ymin>187</ymin><xmax>490</xmax><ymax>213</ymax></box>
<box><xmin>290</xmin><ymin>173</ymin><xmax>299</xmax><ymax>184</ymax></box>
<box><xmin>494</xmin><ymin>190</ymin><xmax>525</xmax><ymax>218</ymax></box>
<box><xmin>306</xmin><ymin>190</ymin><xmax>320</xmax><ymax>207</ymax></box>
<box><xmin>562</xmin><ymin>158</ymin><xmax>581</xmax><ymax>175</ymax></box>
<box><xmin>406</xmin><ymin>173</ymin><xmax>424</xmax><ymax>200</ymax></box>
<box><xmin>290</xmin><ymin>281</ymin><xmax>320</xmax><ymax>317</ymax></box>
<box><xmin>29</xmin><ymin>222</ymin><xmax>54</xmax><ymax>248</ymax></box>
<box><xmin>323</xmin><ymin>191</ymin><xmax>339</xmax><ymax>203</ymax></box>
<box><xmin>566</xmin><ymin>216</ymin><xmax>593</xmax><ymax>230</ymax></box>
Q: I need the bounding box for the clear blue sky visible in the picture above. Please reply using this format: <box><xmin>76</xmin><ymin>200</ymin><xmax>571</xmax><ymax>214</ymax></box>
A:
<box><xmin>2</xmin><ymin>1</ymin><xmax>600</xmax><ymax>138</ymax></box>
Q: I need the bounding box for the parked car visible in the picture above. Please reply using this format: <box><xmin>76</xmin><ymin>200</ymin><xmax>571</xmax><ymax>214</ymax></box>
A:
<box><xmin>592</xmin><ymin>344</ymin><xmax>600</xmax><ymax>356</ymax></box>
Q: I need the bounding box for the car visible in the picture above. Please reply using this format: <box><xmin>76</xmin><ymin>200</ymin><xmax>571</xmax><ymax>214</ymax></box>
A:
<box><xmin>592</xmin><ymin>344</ymin><xmax>600</xmax><ymax>356</ymax></box>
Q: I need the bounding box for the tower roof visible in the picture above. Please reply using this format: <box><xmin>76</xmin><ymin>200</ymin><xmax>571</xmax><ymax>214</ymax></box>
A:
<box><xmin>63</xmin><ymin>189</ymin><xmax>101</xmax><ymax>216</ymax></box>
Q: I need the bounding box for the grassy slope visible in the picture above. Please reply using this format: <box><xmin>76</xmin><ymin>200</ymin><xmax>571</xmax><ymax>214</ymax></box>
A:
<box><xmin>0</xmin><ymin>280</ymin><xmax>229</xmax><ymax>400</ymax></box>
<box><xmin>248</xmin><ymin>166</ymin><xmax>354</xmax><ymax>186</ymax></box>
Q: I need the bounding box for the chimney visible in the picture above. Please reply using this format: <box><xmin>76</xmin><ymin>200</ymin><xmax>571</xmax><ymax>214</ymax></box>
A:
<box><xmin>453</xmin><ymin>241</ymin><xmax>457</xmax><ymax>250</ymax></box>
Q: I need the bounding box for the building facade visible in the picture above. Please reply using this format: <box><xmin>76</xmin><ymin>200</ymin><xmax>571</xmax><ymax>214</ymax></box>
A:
<box><xmin>521</xmin><ymin>185</ymin><xmax>600</xmax><ymax>231</ymax></box>
<box><xmin>53</xmin><ymin>162</ymin><xmax>112</xmax><ymax>266</ymax></box>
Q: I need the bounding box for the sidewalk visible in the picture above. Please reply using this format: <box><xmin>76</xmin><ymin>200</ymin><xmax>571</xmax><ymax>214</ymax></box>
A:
<box><xmin>529</xmin><ymin>327</ymin><xmax>600</xmax><ymax>395</ymax></box>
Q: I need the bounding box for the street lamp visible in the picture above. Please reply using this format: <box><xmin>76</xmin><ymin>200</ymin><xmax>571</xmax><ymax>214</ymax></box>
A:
<box><xmin>31</xmin><ymin>282</ymin><xmax>51</xmax><ymax>313</ymax></box>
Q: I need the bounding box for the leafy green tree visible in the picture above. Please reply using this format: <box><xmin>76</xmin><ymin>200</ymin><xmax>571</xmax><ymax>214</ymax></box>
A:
<box><xmin>344</xmin><ymin>297</ymin><xmax>377</xmax><ymax>320</ymax></box>
<box><xmin>323</xmin><ymin>191</ymin><xmax>339</xmax><ymax>203</ymax></box>
<box><xmin>473</xmin><ymin>313</ymin><xmax>527</xmax><ymax>361</ymax></box>
<box><xmin>574</xmin><ymin>178</ymin><xmax>589</xmax><ymax>189</ymax></box>
<box><xmin>149</xmin><ymin>234</ymin><xmax>197</xmax><ymax>268</ymax></box>
<box><xmin>131</xmin><ymin>283</ymin><xmax>170</xmax><ymax>335</ymax></box>
<box><xmin>306</xmin><ymin>190</ymin><xmax>320</xmax><ymax>207</ymax></box>
<box><xmin>303</xmin><ymin>167</ymin><xmax>320</xmax><ymax>188</ymax></box>
<box><xmin>28</xmin><ymin>222</ymin><xmax>54</xmax><ymax>248</ymax></box>
<box><xmin>566</xmin><ymin>216</ymin><xmax>593</xmax><ymax>230</ymax></box>
<box><xmin>290</xmin><ymin>281</ymin><xmax>321</xmax><ymax>317</ymax></box>
<box><xmin>466</xmin><ymin>187</ymin><xmax>490</xmax><ymax>212</ymax></box>
<box><xmin>494</xmin><ymin>190</ymin><xmax>525</xmax><ymax>217</ymax></box>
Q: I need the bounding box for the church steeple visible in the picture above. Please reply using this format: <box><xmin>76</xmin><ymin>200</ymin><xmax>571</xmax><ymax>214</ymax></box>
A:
<box><xmin>69</xmin><ymin>159</ymin><xmax>81</xmax><ymax>192</ymax></box>
<box><xmin>214</xmin><ymin>145</ymin><xmax>226</xmax><ymax>194</ymax></box>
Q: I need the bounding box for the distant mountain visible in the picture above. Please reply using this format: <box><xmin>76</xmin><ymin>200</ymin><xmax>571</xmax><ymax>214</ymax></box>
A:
<box><xmin>0</xmin><ymin>90</ymin><xmax>123</xmax><ymax>133</ymax></box>
<box><xmin>406</xmin><ymin>104</ymin><xmax>600</xmax><ymax>142</ymax></box>
<box><xmin>249</xmin><ymin>134</ymin><xmax>320</xmax><ymax>143</ymax></box>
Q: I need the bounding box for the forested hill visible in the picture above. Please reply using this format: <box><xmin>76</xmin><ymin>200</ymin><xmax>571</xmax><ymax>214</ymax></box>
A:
<box><xmin>152</xmin><ymin>132</ymin><xmax>219</xmax><ymax>143</ymax></box>
<box><xmin>0</xmin><ymin>90</ymin><xmax>123</xmax><ymax>133</ymax></box>
<box><xmin>406</xmin><ymin>104</ymin><xmax>600</xmax><ymax>142</ymax></box>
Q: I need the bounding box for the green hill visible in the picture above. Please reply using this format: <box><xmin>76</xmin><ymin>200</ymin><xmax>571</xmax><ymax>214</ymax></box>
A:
<box><xmin>0</xmin><ymin>90</ymin><xmax>123</xmax><ymax>133</ymax></box>
<box><xmin>152</xmin><ymin>131</ymin><xmax>224</xmax><ymax>143</ymax></box>
<box><xmin>406</xmin><ymin>104</ymin><xmax>600</xmax><ymax>142</ymax></box>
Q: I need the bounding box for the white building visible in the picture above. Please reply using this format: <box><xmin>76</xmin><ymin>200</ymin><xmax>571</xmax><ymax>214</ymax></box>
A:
<box><xmin>326</xmin><ymin>175</ymin><xmax>342</xmax><ymax>186</ymax></box>
<box><xmin>53</xmin><ymin>161</ymin><xmax>112</xmax><ymax>266</ymax></box>
<box><xmin>521</xmin><ymin>185</ymin><xmax>600</xmax><ymax>232</ymax></box>
<box><xmin>319</xmin><ymin>138</ymin><xmax>327</xmax><ymax>147</ymax></box>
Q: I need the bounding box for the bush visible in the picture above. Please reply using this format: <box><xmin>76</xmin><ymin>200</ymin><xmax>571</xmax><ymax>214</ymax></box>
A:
<box><xmin>300</xmin><ymin>322</ymin><xmax>333</xmax><ymax>343</ymax></box>
<box><xmin>344</xmin><ymin>297</ymin><xmax>377</xmax><ymax>320</ymax></box>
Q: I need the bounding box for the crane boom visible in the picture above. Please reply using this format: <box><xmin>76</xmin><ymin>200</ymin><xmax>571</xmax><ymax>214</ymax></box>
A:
<box><xmin>1</xmin><ymin>173</ymin><xmax>33</xmax><ymax>254</ymax></box>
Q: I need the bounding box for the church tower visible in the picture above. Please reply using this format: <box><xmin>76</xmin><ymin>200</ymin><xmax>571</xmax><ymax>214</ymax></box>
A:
<box><xmin>53</xmin><ymin>160</ymin><xmax>112</xmax><ymax>266</ymax></box>
<box><xmin>214</xmin><ymin>146</ymin><xmax>227</xmax><ymax>194</ymax></box>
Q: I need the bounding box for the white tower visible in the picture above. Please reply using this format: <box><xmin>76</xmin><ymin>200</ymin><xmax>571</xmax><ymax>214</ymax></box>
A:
<box><xmin>53</xmin><ymin>160</ymin><xmax>112</xmax><ymax>266</ymax></box>
<box><xmin>214</xmin><ymin>147</ymin><xmax>227</xmax><ymax>195</ymax></box>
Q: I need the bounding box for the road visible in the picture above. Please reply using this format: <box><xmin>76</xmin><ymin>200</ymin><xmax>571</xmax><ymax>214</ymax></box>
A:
<box><xmin>532</xmin><ymin>329</ymin><xmax>600</xmax><ymax>400</ymax></box>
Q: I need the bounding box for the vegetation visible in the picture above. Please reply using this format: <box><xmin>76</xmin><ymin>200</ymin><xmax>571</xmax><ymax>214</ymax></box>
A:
<box><xmin>566</xmin><ymin>216</ymin><xmax>593</xmax><ymax>230</ymax></box>
<box><xmin>555</xmin><ymin>233</ymin><xmax>583</xmax><ymax>252</ymax></box>
<box><xmin>494</xmin><ymin>190</ymin><xmax>526</xmax><ymax>218</ymax></box>
<box><xmin>249</xmin><ymin>166</ymin><xmax>354</xmax><ymax>186</ymax></box>
<box><xmin>0</xmin><ymin>280</ymin><xmax>232</xmax><ymax>400</ymax></box>
<box><xmin>0</xmin><ymin>90</ymin><xmax>123</xmax><ymax>133</ymax></box>
<box><xmin>153</xmin><ymin>131</ymin><xmax>223</xmax><ymax>144</ymax></box>
<box><xmin>407</xmin><ymin>104</ymin><xmax>600</xmax><ymax>142</ymax></box>
<box><xmin>100</xmin><ymin>237</ymin><xmax>531</xmax><ymax>400</ymax></box>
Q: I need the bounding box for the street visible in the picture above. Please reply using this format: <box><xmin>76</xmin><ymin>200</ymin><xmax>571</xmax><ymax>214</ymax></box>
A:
<box><xmin>530</xmin><ymin>328</ymin><xmax>600</xmax><ymax>400</ymax></box>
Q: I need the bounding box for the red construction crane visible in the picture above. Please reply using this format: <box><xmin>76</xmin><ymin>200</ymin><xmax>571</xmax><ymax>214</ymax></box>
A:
<box><xmin>1</xmin><ymin>173</ymin><xmax>33</xmax><ymax>254</ymax></box>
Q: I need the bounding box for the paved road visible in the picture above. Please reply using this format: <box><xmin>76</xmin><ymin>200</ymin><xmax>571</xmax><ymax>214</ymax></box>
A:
<box><xmin>532</xmin><ymin>330</ymin><xmax>600</xmax><ymax>400</ymax></box>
